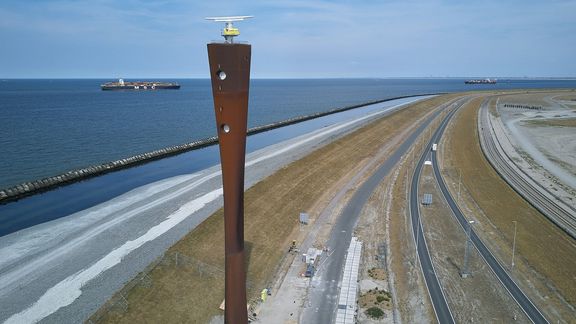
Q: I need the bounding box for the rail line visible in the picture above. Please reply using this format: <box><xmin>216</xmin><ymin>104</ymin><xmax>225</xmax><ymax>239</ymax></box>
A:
<box><xmin>429</xmin><ymin>98</ymin><xmax>549</xmax><ymax>323</ymax></box>
<box><xmin>478</xmin><ymin>99</ymin><xmax>576</xmax><ymax>238</ymax></box>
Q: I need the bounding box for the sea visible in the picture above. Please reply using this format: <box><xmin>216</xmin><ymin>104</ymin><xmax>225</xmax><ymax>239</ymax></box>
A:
<box><xmin>1</xmin><ymin>78</ymin><xmax>575</xmax><ymax>235</ymax></box>
<box><xmin>1</xmin><ymin>78</ymin><xmax>575</xmax><ymax>189</ymax></box>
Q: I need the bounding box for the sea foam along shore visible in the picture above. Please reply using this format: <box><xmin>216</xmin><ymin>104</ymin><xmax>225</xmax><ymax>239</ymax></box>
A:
<box><xmin>0</xmin><ymin>94</ymin><xmax>439</xmax><ymax>204</ymax></box>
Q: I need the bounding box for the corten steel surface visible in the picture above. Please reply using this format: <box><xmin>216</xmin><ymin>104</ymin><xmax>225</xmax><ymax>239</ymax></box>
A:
<box><xmin>207</xmin><ymin>42</ymin><xmax>251</xmax><ymax>324</ymax></box>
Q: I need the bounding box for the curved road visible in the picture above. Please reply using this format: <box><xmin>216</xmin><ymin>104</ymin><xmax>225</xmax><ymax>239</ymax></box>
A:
<box><xmin>409</xmin><ymin>98</ymin><xmax>467</xmax><ymax>324</ymax></box>
<box><xmin>301</xmin><ymin>99</ymin><xmax>446</xmax><ymax>323</ymax></box>
<box><xmin>429</xmin><ymin>98</ymin><xmax>549</xmax><ymax>323</ymax></box>
<box><xmin>0</xmin><ymin>97</ymin><xmax>427</xmax><ymax>324</ymax></box>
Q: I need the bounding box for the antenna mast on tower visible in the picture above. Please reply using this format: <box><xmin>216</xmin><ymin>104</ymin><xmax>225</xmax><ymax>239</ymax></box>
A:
<box><xmin>205</xmin><ymin>16</ymin><xmax>253</xmax><ymax>43</ymax></box>
<box><xmin>205</xmin><ymin>14</ymin><xmax>253</xmax><ymax>324</ymax></box>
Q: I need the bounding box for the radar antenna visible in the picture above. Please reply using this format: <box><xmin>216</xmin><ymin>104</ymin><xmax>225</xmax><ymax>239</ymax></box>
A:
<box><xmin>205</xmin><ymin>15</ymin><xmax>253</xmax><ymax>43</ymax></box>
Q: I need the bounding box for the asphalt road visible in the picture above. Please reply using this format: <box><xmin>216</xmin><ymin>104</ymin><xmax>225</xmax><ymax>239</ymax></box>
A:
<box><xmin>409</xmin><ymin>99</ymin><xmax>466</xmax><ymax>324</ymax></box>
<box><xmin>430</xmin><ymin>99</ymin><xmax>549</xmax><ymax>323</ymax></box>
<box><xmin>301</xmin><ymin>103</ymin><xmax>444</xmax><ymax>323</ymax></box>
<box><xmin>0</xmin><ymin>98</ymin><xmax>426</xmax><ymax>324</ymax></box>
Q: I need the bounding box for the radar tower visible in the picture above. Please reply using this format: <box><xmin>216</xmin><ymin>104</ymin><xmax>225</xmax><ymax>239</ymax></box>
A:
<box><xmin>205</xmin><ymin>16</ymin><xmax>253</xmax><ymax>43</ymax></box>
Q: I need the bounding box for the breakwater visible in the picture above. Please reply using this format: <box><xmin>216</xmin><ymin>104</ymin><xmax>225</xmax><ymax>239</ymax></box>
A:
<box><xmin>0</xmin><ymin>94</ymin><xmax>437</xmax><ymax>204</ymax></box>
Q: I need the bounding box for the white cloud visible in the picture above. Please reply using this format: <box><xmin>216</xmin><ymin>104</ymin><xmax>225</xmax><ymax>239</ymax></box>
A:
<box><xmin>0</xmin><ymin>0</ymin><xmax>575</xmax><ymax>77</ymax></box>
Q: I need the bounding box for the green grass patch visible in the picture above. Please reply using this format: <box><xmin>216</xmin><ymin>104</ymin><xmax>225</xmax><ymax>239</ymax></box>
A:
<box><xmin>366</xmin><ymin>306</ymin><xmax>384</xmax><ymax>319</ymax></box>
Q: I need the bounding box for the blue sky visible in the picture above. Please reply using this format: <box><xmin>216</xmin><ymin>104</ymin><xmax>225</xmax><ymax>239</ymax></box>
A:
<box><xmin>0</xmin><ymin>0</ymin><xmax>574</xmax><ymax>78</ymax></box>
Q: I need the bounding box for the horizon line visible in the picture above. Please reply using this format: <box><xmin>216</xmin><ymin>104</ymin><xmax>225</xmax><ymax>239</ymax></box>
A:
<box><xmin>2</xmin><ymin>76</ymin><xmax>576</xmax><ymax>80</ymax></box>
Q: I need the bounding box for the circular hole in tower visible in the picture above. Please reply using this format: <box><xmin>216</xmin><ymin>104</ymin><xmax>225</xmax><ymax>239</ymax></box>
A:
<box><xmin>217</xmin><ymin>70</ymin><xmax>227</xmax><ymax>80</ymax></box>
<box><xmin>221</xmin><ymin>124</ymin><xmax>230</xmax><ymax>133</ymax></box>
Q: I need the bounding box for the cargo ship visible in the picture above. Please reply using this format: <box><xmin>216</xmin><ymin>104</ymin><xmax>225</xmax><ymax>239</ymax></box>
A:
<box><xmin>465</xmin><ymin>78</ymin><xmax>497</xmax><ymax>84</ymax></box>
<box><xmin>101</xmin><ymin>79</ymin><xmax>180</xmax><ymax>90</ymax></box>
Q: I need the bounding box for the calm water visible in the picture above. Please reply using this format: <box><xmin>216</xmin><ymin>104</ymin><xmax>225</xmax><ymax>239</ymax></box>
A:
<box><xmin>0</xmin><ymin>96</ymin><xmax>423</xmax><ymax>236</ymax></box>
<box><xmin>1</xmin><ymin>78</ymin><xmax>576</xmax><ymax>236</ymax></box>
<box><xmin>1</xmin><ymin>78</ymin><xmax>575</xmax><ymax>189</ymax></box>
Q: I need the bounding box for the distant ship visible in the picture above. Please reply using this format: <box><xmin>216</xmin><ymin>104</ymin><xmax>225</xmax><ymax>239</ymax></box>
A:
<box><xmin>465</xmin><ymin>78</ymin><xmax>497</xmax><ymax>84</ymax></box>
<box><xmin>101</xmin><ymin>79</ymin><xmax>180</xmax><ymax>90</ymax></box>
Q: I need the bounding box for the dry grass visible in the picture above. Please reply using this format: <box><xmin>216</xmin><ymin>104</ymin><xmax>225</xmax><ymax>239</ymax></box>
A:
<box><xmin>367</xmin><ymin>268</ymin><xmax>387</xmax><ymax>281</ymax></box>
<box><xmin>384</xmin><ymin>115</ymin><xmax>448</xmax><ymax>324</ymax></box>
<box><xmin>441</xmin><ymin>97</ymin><xmax>576</xmax><ymax>321</ymax></box>
<box><xmin>554</xmin><ymin>94</ymin><xmax>576</xmax><ymax>101</ymax></box>
<box><xmin>499</xmin><ymin>91</ymin><xmax>576</xmax><ymax>108</ymax></box>
<box><xmin>418</xmin><ymin>165</ymin><xmax>527</xmax><ymax>323</ymax></box>
<box><xmin>93</xmin><ymin>95</ymin><xmax>457</xmax><ymax>324</ymax></box>
<box><xmin>498</xmin><ymin>92</ymin><xmax>555</xmax><ymax>107</ymax></box>
<box><xmin>359</xmin><ymin>288</ymin><xmax>393</xmax><ymax>310</ymax></box>
<box><xmin>523</xmin><ymin>118</ymin><xmax>576</xmax><ymax>128</ymax></box>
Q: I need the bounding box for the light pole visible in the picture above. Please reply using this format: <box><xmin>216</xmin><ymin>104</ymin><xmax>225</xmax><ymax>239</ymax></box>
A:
<box><xmin>511</xmin><ymin>220</ymin><xmax>517</xmax><ymax>270</ymax></box>
<box><xmin>457</xmin><ymin>168</ymin><xmax>462</xmax><ymax>205</ymax></box>
<box><xmin>206</xmin><ymin>16</ymin><xmax>252</xmax><ymax>324</ymax></box>
<box><xmin>461</xmin><ymin>220</ymin><xmax>475</xmax><ymax>278</ymax></box>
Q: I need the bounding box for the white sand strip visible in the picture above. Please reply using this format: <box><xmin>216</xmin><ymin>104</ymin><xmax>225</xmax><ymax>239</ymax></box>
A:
<box><xmin>2</xmin><ymin>98</ymin><xmax>421</xmax><ymax>323</ymax></box>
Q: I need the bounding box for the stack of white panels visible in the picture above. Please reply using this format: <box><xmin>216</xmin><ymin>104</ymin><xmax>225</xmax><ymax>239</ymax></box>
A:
<box><xmin>335</xmin><ymin>237</ymin><xmax>363</xmax><ymax>324</ymax></box>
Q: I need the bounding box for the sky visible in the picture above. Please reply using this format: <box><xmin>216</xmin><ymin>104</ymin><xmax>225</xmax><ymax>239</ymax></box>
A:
<box><xmin>0</xmin><ymin>0</ymin><xmax>575</xmax><ymax>79</ymax></box>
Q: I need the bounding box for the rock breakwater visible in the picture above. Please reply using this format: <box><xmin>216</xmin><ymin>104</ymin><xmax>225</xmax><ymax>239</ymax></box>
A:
<box><xmin>0</xmin><ymin>94</ymin><xmax>435</xmax><ymax>204</ymax></box>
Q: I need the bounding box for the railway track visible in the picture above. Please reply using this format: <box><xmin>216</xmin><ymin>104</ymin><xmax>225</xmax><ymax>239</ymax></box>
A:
<box><xmin>477</xmin><ymin>99</ymin><xmax>576</xmax><ymax>238</ymax></box>
<box><xmin>429</xmin><ymin>97</ymin><xmax>549</xmax><ymax>324</ymax></box>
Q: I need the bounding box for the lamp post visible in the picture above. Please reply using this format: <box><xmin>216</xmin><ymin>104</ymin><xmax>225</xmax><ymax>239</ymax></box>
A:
<box><xmin>206</xmin><ymin>16</ymin><xmax>252</xmax><ymax>324</ymax></box>
<box><xmin>511</xmin><ymin>220</ymin><xmax>517</xmax><ymax>270</ymax></box>
<box><xmin>457</xmin><ymin>168</ymin><xmax>462</xmax><ymax>205</ymax></box>
<box><xmin>461</xmin><ymin>220</ymin><xmax>475</xmax><ymax>278</ymax></box>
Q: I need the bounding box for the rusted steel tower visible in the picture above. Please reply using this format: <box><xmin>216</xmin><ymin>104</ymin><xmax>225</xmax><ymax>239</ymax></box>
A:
<box><xmin>206</xmin><ymin>16</ymin><xmax>252</xmax><ymax>324</ymax></box>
